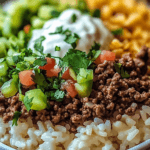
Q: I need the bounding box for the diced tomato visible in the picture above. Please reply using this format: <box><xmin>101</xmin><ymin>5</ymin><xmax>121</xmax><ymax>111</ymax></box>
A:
<box><xmin>19</xmin><ymin>70</ymin><xmax>35</xmax><ymax>87</ymax></box>
<box><xmin>23</xmin><ymin>25</ymin><xmax>31</xmax><ymax>34</ymax></box>
<box><xmin>39</xmin><ymin>57</ymin><xmax>56</xmax><ymax>70</ymax></box>
<box><xmin>95</xmin><ymin>50</ymin><xmax>116</xmax><ymax>65</ymax></box>
<box><xmin>62</xmin><ymin>68</ymin><xmax>76</xmax><ymax>82</ymax></box>
<box><xmin>46</xmin><ymin>67</ymin><xmax>61</xmax><ymax>78</ymax></box>
<box><xmin>65</xmin><ymin>82</ymin><xmax>78</xmax><ymax>98</ymax></box>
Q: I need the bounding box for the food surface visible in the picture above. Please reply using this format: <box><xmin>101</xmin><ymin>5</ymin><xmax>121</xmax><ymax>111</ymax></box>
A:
<box><xmin>28</xmin><ymin>9</ymin><xmax>113</xmax><ymax>57</ymax></box>
<box><xmin>0</xmin><ymin>0</ymin><xmax>150</xmax><ymax>150</ymax></box>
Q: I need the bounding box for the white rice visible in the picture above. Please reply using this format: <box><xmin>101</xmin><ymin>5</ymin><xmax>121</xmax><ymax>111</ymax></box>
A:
<box><xmin>1</xmin><ymin>104</ymin><xmax>150</xmax><ymax>150</ymax></box>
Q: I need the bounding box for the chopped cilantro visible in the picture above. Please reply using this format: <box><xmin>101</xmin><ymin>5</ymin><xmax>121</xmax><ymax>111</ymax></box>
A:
<box><xmin>49</xmin><ymin>26</ymin><xmax>63</xmax><ymax>35</ymax></box>
<box><xmin>114</xmin><ymin>63</ymin><xmax>130</xmax><ymax>78</ymax></box>
<box><xmin>61</xmin><ymin>49</ymin><xmax>91</xmax><ymax>74</ymax></box>
<box><xmin>87</xmin><ymin>42</ymin><xmax>101</xmax><ymax>61</ymax></box>
<box><xmin>23</xmin><ymin>96</ymin><xmax>33</xmax><ymax>112</ymax></box>
<box><xmin>34</xmin><ymin>36</ymin><xmax>46</xmax><ymax>53</ymax></box>
<box><xmin>90</xmin><ymin>42</ymin><xmax>101</xmax><ymax>51</ymax></box>
<box><xmin>16</xmin><ymin>61</ymin><xmax>31</xmax><ymax>71</ymax></box>
<box><xmin>51</xmin><ymin>10</ymin><xmax>61</xmax><ymax>18</ymax></box>
<box><xmin>54</xmin><ymin>90</ymin><xmax>65</xmax><ymax>102</ymax></box>
<box><xmin>55</xmin><ymin>46</ymin><xmax>61</xmax><ymax>51</ymax></box>
<box><xmin>111</xmin><ymin>28</ymin><xmax>123</xmax><ymax>36</ymax></box>
<box><xmin>64</xmin><ymin>33</ymin><xmax>80</xmax><ymax>49</ymax></box>
<box><xmin>33</xmin><ymin>69</ymin><xmax>49</xmax><ymax>91</ymax></box>
<box><xmin>62</xmin><ymin>29</ymin><xmax>71</xmax><ymax>35</ymax></box>
<box><xmin>33</xmin><ymin>57</ymin><xmax>47</xmax><ymax>67</ymax></box>
<box><xmin>21</xmin><ymin>48</ymin><xmax>33</xmax><ymax>57</ymax></box>
<box><xmin>12</xmin><ymin>55</ymin><xmax>23</xmax><ymax>63</ymax></box>
<box><xmin>71</xmin><ymin>14</ymin><xmax>77</xmax><ymax>23</ymax></box>
<box><xmin>50</xmin><ymin>90</ymin><xmax>65</xmax><ymax>101</ymax></box>
<box><xmin>12</xmin><ymin>111</ymin><xmax>21</xmax><ymax>126</ymax></box>
<box><xmin>92</xmin><ymin>9</ymin><xmax>101</xmax><ymax>18</ymax></box>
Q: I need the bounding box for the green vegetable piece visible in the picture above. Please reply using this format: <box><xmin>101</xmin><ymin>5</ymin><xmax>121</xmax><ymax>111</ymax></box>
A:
<box><xmin>38</xmin><ymin>5</ymin><xmax>56</xmax><ymax>20</ymax></box>
<box><xmin>71</xmin><ymin>14</ymin><xmax>77</xmax><ymax>23</ymax></box>
<box><xmin>19</xmin><ymin>93</ymin><xmax>24</xmax><ymax>101</ymax></box>
<box><xmin>53</xmin><ymin>89</ymin><xmax>65</xmax><ymax>102</ymax></box>
<box><xmin>64</xmin><ymin>33</ymin><xmax>80</xmax><ymax>49</ymax></box>
<box><xmin>18</xmin><ymin>30</ymin><xmax>26</xmax><ymax>40</ymax></box>
<box><xmin>61</xmin><ymin>49</ymin><xmax>91</xmax><ymax>74</ymax></box>
<box><xmin>114</xmin><ymin>63</ymin><xmax>130</xmax><ymax>78</ymax></box>
<box><xmin>69</xmin><ymin>68</ymin><xmax>77</xmax><ymax>81</ymax></box>
<box><xmin>24</xmin><ymin>0</ymin><xmax>45</xmax><ymax>13</ymax></box>
<box><xmin>0</xmin><ymin>42</ymin><xmax>7</xmax><ymax>58</ymax></box>
<box><xmin>7</xmin><ymin>48</ymin><xmax>18</xmax><ymax>56</ymax></box>
<box><xmin>0</xmin><ymin>37</ymin><xmax>10</xmax><ymax>49</ymax></box>
<box><xmin>92</xmin><ymin>9</ymin><xmax>101</xmax><ymax>18</ymax></box>
<box><xmin>12</xmin><ymin>111</ymin><xmax>21</xmax><ymax>126</ymax></box>
<box><xmin>31</xmin><ymin>17</ymin><xmax>45</xmax><ymax>29</ymax></box>
<box><xmin>33</xmin><ymin>56</ymin><xmax>47</xmax><ymax>66</ymax></box>
<box><xmin>77</xmin><ymin>68</ymin><xmax>93</xmax><ymax>83</ymax></box>
<box><xmin>51</xmin><ymin>10</ymin><xmax>61</xmax><ymax>18</ymax></box>
<box><xmin>24</xmin><ymin>57</ymin><xmax>36</xmax><ymax>64</ymax></box>
<box><xmin>0</xmin><ymin>61</ymin><xmax>8</xmax><ymax>77</ymax></box>
<box><xmin>34</xmin><ymin>36</ymin><xmax>46</xmax><ymax>53</ymax></box>
<box><xmin>75</xmin><ymin>80</ymin><xmax>93</xmax><ymax>97</ymax></box>
<box><xmin>1</xmin><ymin>79</ymin><xmax>18</xmax><ymax>98</ymax></box>
<box><xmin>55</xmin><ymin>46</ymin><xmax>61</xmax><ymax>51</ymax></box>
<box><xmin>24</xmin><ymin>89</ymin><xmax>47</xmax><ymax>111</ymax></box>
<box><xmin>111</xmin><ymin>28</ymin><xmax>123</xmax><ymax>36</ymax></box>
<box><xmin>6</xmin><ymin>57</ymin><xmax>15</xmax><ymax>66</ymax></box>
<box><xmin>2</xmin><ymin>16</ymin><xmax>12</xmax><ymax>37</ymax></box>
<box><xmin>0</xmin><ymin>76</ymin><xmax>9</xmax><ymax>87</ymax></box>
<box><xmin>8</xmin><ymin>2</ymin><xmax>27</xmax><ymax>28</ymax></box>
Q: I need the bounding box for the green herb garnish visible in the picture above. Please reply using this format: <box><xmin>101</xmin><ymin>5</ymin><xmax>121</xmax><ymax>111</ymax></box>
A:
<box><xmin>64</xmin><ymin>33</ymin><xmax>80</xmax><ymax>49</ymax></box>
<box><xmin>12</xmin><ymin>111</ymin><xmax>22</xmax><ymax>126</ymax></box>
<box><xmin>34</xmin><ymin>36</ymin><xmax>46</xmax><ymax>53</ymax></box>
<box><xmin>55</xmin><ymin>46</ymin><xmax>61</xmax><ymax>51</ymax></box>
<box><xmin>54</xmin><ymin>90</ymin><xmax>65</xmax><ymax>102</ymax></box>
<box><xmin>33</xmin><ymin>57</ymin><xmax>47</xmax><ymax>67</ymax></box>
<box><xmin>92</xmin><ymin>9</ymin><xmax>101</xmax><ymax>18</ymax></box>
<box><xmin>114</xmin><ymin>63</ymin><xmax>130</xmax><ymax>78</ymax></box>
<box><xmin>51</xmin><ymin>10</ymin><xmax>61</xmax><ymax>18</ymax></box>
<box><xmin>49</xmin><ymin>26</ymin><xmax>63</xmax><ymax>35</ymax></box>
<box><xmin>23</xmin><ymin>96</ymin><xmax>33</xmax><ymax>112</ymax></box>
<box><xmin>12</xmin><ymin>55</ymin><xmax>23</xmax><ymax>63</ymax></box>
<box><xmin>33</xmin><ymin>69</ymin><xmax>49</xmax><ymax>91</ymax></box>
<box><xmin>71</xmin><ymin>14</ymin><xmax>77</xmax><ymax>23</ymax></box>
<box><xmin>61</xmin><ymin>49</ymin><xmax>91</xmax><ymax>74</ymax></box>
<box><xmin>111</xmin><ymin>28</ymin><xmax>123</xmax><ymax>36</ymax></box>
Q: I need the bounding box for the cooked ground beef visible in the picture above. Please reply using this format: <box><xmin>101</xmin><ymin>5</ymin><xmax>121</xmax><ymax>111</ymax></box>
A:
<box><xmin>0</xmin><ymin>46</ymin><xmax>150</xmax><ymax>132</ymax></box>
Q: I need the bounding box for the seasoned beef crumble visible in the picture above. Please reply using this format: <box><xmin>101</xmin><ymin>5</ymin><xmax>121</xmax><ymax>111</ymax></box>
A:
<box><xmin>0</xmin><ymin>46</ymin><xmax>150</xmax><ymax>132</ymax></box>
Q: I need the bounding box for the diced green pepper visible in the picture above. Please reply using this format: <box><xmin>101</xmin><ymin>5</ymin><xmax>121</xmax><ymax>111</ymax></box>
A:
<box><xmin>0</xmin><ymin>42</ymin><xmax>7</xmax><ymax>58</ymax></box>
<box><xmin>75</xmin><ymin>80</ymin><xmax>93</xmax><ymax>97</ymax></box>
<box><xmin>8</xmin><ymin>2</ymin><xmax>27</xmax><ymax>28</ymax></box>
<box><xmin>24</xmin><ymin>89</ymin><xmax>47</xmax><ymax>111</ymax></box>
<box><xmin>38</xmin><ymin>5</ymin><xmax>56</xmax><ymax>20</ymax></box>
<box><xmin>24</xmin><ymin>56</ymin><xmax>36</xmax><ymax>64</ymax></box>
<box><xmin>19</xmin><ymin>93</ymin><xmax>24</xmax><ymax>101</ymax></box>
<box><xmin>7</xmin><ymin>48</ymin><xmax>19</xmax><ymax>56</ymax></box>
<box><xmin>0</xmin><ymin>37</ymin><xmax>10</xmax><ymax>49</ymax></box>
<box><xmin>6</xmin><ymin>56</ymin><xmax>15</xmax><ymax>66</ymax></box>
<box><xmin>0</xmin><ymin>61</ymin><xmax>8</xmax><ymax>77</ymax></box>
<box><xmin>0</xmin><ymin>76</ymin><xmax>9</xmax><ymax>87</ymax></box>
<box><xmin>77</xmin><ymin>68</ymin><xmax>93</xmax><ymax>83</ymax></box>
<box><xmin>69</xmin><ymin>68</ymin><xmax>77</xmax><ymax>81</ymax></box>
<box><xmin>31</xmin><ymin>16</ymin><xmax>45</xmax><ymax>29</ymax></box>
<box><xmin>1</xmin><ymin>79</ymin><xmax>18</xmax><ymax>98</ymax></box>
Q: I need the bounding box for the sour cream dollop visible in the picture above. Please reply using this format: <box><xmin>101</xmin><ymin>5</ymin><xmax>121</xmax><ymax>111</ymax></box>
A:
<box><xmin>28</xmin><ymin>9</ymin><xmax>114</xmax><ymax>57</ymax></box>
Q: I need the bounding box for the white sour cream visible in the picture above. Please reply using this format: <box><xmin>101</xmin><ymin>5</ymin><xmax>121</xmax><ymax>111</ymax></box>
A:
<box><xmin>28</xmin><ymin>9</ymin><xmax>114</xmax><ymax>57</ymax></box>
